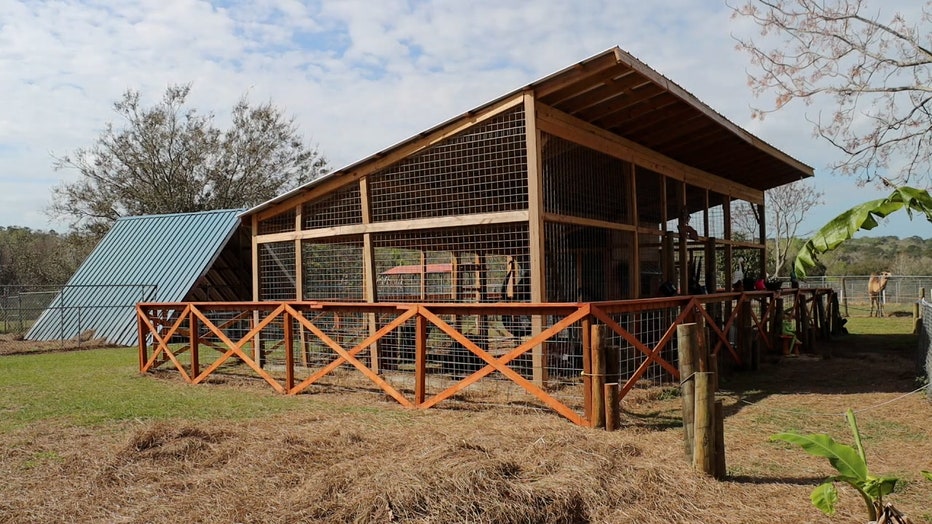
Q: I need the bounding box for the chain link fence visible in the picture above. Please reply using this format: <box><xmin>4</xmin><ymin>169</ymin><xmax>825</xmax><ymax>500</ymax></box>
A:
<box><xmin>1</xmin><ymin>284</ymin><xmax>157</xmax><ymax>345</ymax></box>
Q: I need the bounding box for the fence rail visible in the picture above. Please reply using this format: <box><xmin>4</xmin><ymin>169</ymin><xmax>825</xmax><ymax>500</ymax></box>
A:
<box><xmin>137</xmin><ymin>289</ymin><xmax>838</xmax><ymax>427</ymax></box>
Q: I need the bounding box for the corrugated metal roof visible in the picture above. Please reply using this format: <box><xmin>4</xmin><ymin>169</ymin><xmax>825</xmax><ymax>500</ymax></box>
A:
<box><xmin>26</xmin><ymin>209</ymin><xmax>244</xmax><ymax>346</ymax></box>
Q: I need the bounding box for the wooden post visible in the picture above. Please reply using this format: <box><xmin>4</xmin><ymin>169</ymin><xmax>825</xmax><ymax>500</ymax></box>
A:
<box><xmin>604</xmin><ymin>383</ymin><xmax>620</xmax><ymax>431</ymax></box>
<box><xmin>190</xmin><ymin>308</ymin><xmax>199</xmax><ymax>379</ymax></box>
<box><xmin>677</xmin><ymin>322</ymin><xmax>699</xmax><ymax>459</ymax></box>
<box><xmin>772</xmin><ymin>297</ymin><xmax>785</xmax><ymax>353</ymax></box>
<box><xmin>590</xmin><ymin>324</ymin><xmax>606</xmax><ymax>429</ymax></box>
<box><xmin>582</xmin><ymin>316</ymin><xmax>592</xmax><ymax>423</ymax></box>
<box><xmin>693</xmin><ymin>371</ymin><xmax>715</xmax><ymax>476</ymax></box>
<box><xmin>737</xmin><ymin>299</ymin><xmax>750</xmax><ymax>368</ymax></box>
<box><xmin>414</xmin><ymin>313</ymin><xmax>427</xmax><ymax>405</ymax></box>
<box><xmin>284</xmin><ymin>311</ymin><xmax>294</xmax><ymax>391</ymax></box>
<box><xmin>137</xmin><ymin>310</ymin><xmax>148</xmax><ymax>372</ymax></box>
<box><xmin>816</xmin><ymin>293</ymin><xmax>831</xmax><ymax>358</ymax></box>
<box><xmin>798</xmin><ymin>293</ymin><xmax>811</xmax><ymax>353</ymax></box>
<box><xmin>713</xmin><ymin>399</ymin><xmax>726</xmax><ymax>479</ymax></box>
<box><xmin>842</xmin><ymin>277</ymin><xmax>849</xmax><ymax>317</ymax></box>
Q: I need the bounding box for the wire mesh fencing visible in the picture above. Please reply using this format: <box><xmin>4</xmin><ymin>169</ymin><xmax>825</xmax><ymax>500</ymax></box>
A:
<box><xmin>918</xmin><ymin>299</ymin><xmax>932</xmax><ymax>399</ymax></box>
<box><xmin>1</xmin><ymin>284</ymin><xmax>157</xmax><ymax>346</ymax></box>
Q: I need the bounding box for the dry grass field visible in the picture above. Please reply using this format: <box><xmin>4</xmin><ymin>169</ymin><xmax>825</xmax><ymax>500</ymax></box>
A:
<box><xmin>1</xmin><ymin>311</ymin><xmax>930</xmax><ymax>523</ymax></box>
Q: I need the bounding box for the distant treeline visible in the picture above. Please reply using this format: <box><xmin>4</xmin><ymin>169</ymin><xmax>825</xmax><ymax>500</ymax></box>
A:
<box><xmin>0</xmin><ymin>227</ymin><xmax>97</xmax><ymax>288</ymax></box>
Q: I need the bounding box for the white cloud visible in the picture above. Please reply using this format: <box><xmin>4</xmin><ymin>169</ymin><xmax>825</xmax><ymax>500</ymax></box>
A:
<box><xmin>0</xmin><ymin>0</ymin><xmax>925</xmax><ymax>238</ymax></box>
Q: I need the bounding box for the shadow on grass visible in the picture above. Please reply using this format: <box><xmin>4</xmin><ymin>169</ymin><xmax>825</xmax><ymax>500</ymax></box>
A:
<box><xmin>718</xmin><ymin>331</ymin><xmax>922</xmax><ymax>418</ymax></box>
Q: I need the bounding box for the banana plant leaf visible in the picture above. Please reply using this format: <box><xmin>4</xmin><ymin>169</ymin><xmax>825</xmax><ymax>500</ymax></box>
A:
<box><xmin>794</xmin><ymin>186</ymin><xmax>932</xmax><ymax>278</ymax></box>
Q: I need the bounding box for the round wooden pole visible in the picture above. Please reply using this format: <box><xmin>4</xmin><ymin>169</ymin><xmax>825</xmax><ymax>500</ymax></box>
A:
<box><xmin>693</xmin><ymin>371</ymin><xmax>715</xmax><ymax>476</ymax></box>
<box><xmin>604</xmin><ymin>383</ymin><xmax>620</xmax><ymax>431</ymax></box>
<box><xmin>590</xmin><ymin>324</ymin><xmax>606</xmax><ymax>429</ymax></box>
<box><xmin>713</xmin><ymin>399</ymin><xmax>726</xmax><ymax>479</ymax></box>
<box><xmin>677</xmin><ymin>323</ymin><xmax>698</xmax><ymax>459</ymax></box>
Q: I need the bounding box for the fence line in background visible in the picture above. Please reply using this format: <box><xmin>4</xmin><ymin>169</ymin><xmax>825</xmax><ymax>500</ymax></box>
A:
<box><xmin>1</xmin><ymin>284</ymin><xmax>157</xmax><ymax>345</ymax></box>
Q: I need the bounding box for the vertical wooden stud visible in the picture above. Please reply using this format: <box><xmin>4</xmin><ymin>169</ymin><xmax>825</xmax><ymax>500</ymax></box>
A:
<box><xmin>525</xmin><ymin>93</ymin><xmax>548</xmax><ymax>387</ymax></box>
<box><xmin>415</xmin><ymin>313</ymin><xmax>427</xmax><ymax>405</ymax></box>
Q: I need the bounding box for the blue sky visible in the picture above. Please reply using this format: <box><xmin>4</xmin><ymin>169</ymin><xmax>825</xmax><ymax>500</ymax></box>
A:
<box><xmin>0</xmin><ymin>0</ymin><xmax>926</xmax><ymax>237</ymax></box>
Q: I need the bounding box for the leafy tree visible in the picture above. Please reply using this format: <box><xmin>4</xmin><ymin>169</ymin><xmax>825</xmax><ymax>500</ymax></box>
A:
<box><xmin>732</xmin><ymin>179</ymin><xmax>824</xmax><ymax>277</ymax></box>
<box><xmin>733</xmin><ymin>1</ymin><xmax>932</xmax><ymax>273</ymax></box>
<box><xmin>732</xmin><ymin>0</ymin><xmax>932</xmax><ymax>187</ymax></box>
<box><xmin>0</xmin><ymin>227</ymin><xmax>95</xmax><ymax>287</ymax></box>
<box><xmin>51</xmin><ymin>84</ymin><xmax>329</xmax><ymax>235</ymax></box>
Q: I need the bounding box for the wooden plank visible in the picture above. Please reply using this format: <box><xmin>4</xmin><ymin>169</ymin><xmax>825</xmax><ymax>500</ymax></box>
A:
<box><xmin>609</xmin><ymin>47</ymin><xmax>813</xmax><ymax>177</ymax></box>
<box><xmin>251</xmin><ymin>215</ymin><xmax>260</xmax><ymax>301</ymax></box>
<box><xmin>414</xmin><ymin>314</ymin><xmax>427</xmax><ymax>405</ymax></box>
<box><xmin>542</xmin><ymin>212</ymin><xmax>637</xmax><ymax>233</ymax></box>
<box><xmin>294</xmin><ymin>204</ymin><xmax>303</xmax><ymax>300</ymax></box>
<box><xmin>536</xmin><ymin>103</ymin><xmax>764</xmax><ymax>204</ymax></box>
<box><xmin>255</xmin><ymin>209</ymin><xmax>531</xmax><ymax>244</ymax></box>
<box><xmin>525</xmin><ymin>92</ymin><xmax>548</xmax><ymax>387</ymax></box>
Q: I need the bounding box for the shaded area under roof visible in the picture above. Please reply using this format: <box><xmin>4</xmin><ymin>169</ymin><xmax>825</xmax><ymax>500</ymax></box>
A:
<box><xmin>26</xmin><ymin>209</ymin><xmax>246</xmax><ymax>346</ymax></box>
<box><xmin>245</xmin><ymin>46</ymin><xmax>813</xmax><ymax>217</ymax></box>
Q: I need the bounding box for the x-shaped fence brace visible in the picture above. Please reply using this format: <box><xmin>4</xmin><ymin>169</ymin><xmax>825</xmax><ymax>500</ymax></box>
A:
<box><xmin>137</xmin><ymin>293</ymin><xmax>794</xmax><ymax>427</ymax></box>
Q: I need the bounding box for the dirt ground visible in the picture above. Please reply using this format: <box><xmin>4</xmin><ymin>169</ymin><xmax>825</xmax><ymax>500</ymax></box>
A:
<box><xmin>0</xmin><ymin>333</ymin><xmax>930</xmax><ymax>523</ymax></box>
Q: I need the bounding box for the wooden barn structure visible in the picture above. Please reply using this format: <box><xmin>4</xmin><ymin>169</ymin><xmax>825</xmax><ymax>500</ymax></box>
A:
<box><xmin>138</xmin><ymin>48</ymin><xmax>822</xmax><ymax>426</ymax></box>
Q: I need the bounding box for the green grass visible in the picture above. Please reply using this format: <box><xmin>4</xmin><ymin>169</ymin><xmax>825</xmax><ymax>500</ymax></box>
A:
<box><xmin>0</xmin><ymin>347</ymin><xmax>310</xmax><ymax>432</ymax></box>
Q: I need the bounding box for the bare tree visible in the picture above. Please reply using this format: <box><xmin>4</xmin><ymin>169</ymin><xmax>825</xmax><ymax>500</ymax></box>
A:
<box><xmin>732</xmin><ymin>179</ymin><xmax>824</xmax><ymax>277</ymax></box>
<box><xmin>51</xmin><ymin>84</ymin><xmax>329</xmax><ymax>235</ymax></box>
<box><xmin>731</xmin><ymin>0</ymin><xmax>932</xmax><ymax>187</ymax></box>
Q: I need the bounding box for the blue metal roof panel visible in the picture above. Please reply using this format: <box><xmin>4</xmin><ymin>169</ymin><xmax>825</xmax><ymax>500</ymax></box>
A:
<box><xmin>26</xmin><ymin>209</ymin><xmax>244</xmax><ymax>346</ymax></box>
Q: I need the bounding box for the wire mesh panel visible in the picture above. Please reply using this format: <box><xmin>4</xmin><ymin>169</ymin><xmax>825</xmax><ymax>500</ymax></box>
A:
<box><xmin>708</xmin><ymin>191</ymin><xmax>727</xmax><ymax>240</ymax></box>
<box><xmin>730</xmin><ymin>198</ymin><xmax>762</xmax><ymax>244</ymax></box>
<box><xmin>259</xmin><ymin>242</ymin><xmax>296</xmax><ymax>300</ymax></box>
<box><xmin>635</xmin><ymin>166</ymin><xmax>665</xmax><ymax>227</ymax></box>
<box><xmin>302</xmin><ymin>238</ymin><xmax>365</xmax><ymax>301</ymax></box>
<box><xmin>545</xmin><ymin>223</ymin><xmax>635</xmax><ymax>302</ymax></box>
<box><xmin>368</xmin><ymin>107</ymin><xmax>528</xmax><ymax>223</ymax></box>
<box><xmin>303</xmin><ymin>183</ymin><xmax>363</xmax><ymax>230</ymax></box>
<box><xmin>258</xmin><ymin>208</ymin><xmax>296</xmax><ymax>235</ymax></box>
<box><xmin>541</xmin><ymin>133</ymin><xmax>632</xmax><ymax>224</ymax></box>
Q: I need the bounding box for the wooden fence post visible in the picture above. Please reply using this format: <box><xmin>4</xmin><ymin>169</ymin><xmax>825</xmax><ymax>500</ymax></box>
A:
<box><xmin>190</xmin><ymin>309</ymin><xmax>199</xmax><ymax>379</ymax></box>
<box><xmin>677</xmin><ymin>323</ymin><xmax>699</xmax><ymax>459</ymax></box>
<box><xmin>693</xmin><ymin>371</ymin><xmax>715</xmax><ymax>476</ymax></box>
<box><xmin>284</xmin><ymin>311</ymin><xmax>294</xmax><ymax>391</ymax></box>
<box><xmin>604</xmin><ymin>383</ymin><xmax>620</xmax><ymax>431</ymax></box>
<box><xmin>415</xmin><ymin>313</ymin><xmax>427</xmax><ymax>405</ymax></box>
<box><xmin>714</xmin><ymin>399</ymin><xmax>726</xmax><ymax>479</ymax></box>
<box><xmin>590</xmin><ymin>324</ymin><xmax>606</xmax><ymax>429</ymax></box>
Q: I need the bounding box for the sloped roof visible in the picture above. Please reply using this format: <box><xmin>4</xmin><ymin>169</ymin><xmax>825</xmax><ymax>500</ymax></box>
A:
<box><xmin>245</xmin><ymin>46</ymin><xmax>812</xmax><ymax>217</ymax></box>
<box><xmin>26</xmin><ymin>209</ymin><xmax>244</xmax><ymax>346</ymax></box>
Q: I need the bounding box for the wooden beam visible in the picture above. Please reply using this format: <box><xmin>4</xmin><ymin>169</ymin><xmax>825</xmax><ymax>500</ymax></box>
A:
<box><xmin>256</xmin><ymin>210</ymin><xmax>530</xmax><ymax>244</ymax></box>
<box><xmin>525</xmin><ymin>92</ymin><xmax>548</xmax><ymax>387</ymax></box>
<box><xmin>251</xmin><ymin>215</ymin><xmax>260</xmax><ymax>301</ymax></box>
<box><xmin>536</xmin><ymin>102</ymin><xmax>764</xmax><ymax>204</ymax></box>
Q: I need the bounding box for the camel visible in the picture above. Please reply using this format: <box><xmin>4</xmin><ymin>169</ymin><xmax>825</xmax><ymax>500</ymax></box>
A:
<box><xmin>868</xmin><ymin>271</ymin><xmax>892</xmax><ymax>317</ymax></box>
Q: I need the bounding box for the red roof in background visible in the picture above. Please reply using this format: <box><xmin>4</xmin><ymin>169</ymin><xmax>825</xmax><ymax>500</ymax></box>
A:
<box><xmin>381</xmin><ymin>263</ymin><xmax>453</xmax><ymax>276</ymax></box>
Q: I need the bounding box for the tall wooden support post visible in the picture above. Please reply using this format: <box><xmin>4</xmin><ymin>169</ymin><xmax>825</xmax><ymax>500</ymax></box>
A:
<box><xmin>677</xmin><ymin>183</ymin><xmax>689</xmax><ymax>295</ymax></box>
<box><xmin>602</xmin><ymin>325</ymin><xmax>620</xmax><ymax>430</ymax></box>
<box><xmin>590</xmin><ymin>324</ymin><xmax>606</xmax><ymax>429</ymax></box>
<box><xmin>414</xmin><ymin>313</ymin><xmax>427</xmax><ymax>405</ymax></box>
<box><xmin>662</xmin><ymin>232</ymin><xmax>675</xmax><ymax>286</ymax></box>
<box><xmin>677</xmin><ymin>323</ymin><xmax>699</xmax><ymax>459</ymax></box>
<box><xmin>294</xmin><ymin>204</ymin><xmax>308</xmax><ymax>366</ymax></box>
<box><xmin>190</xmin><ymin>308</ymin><xmax>200</xmax><ymax>379</ymax></box>
<box><xmin>525</xmin><ymin>93</ymin><xmax>548</xmax><ymax>387</ymax></box>
<box><xmin>757</xmin><ymin>202</ymin><xmax>767</xmax><ymax>278</ymax></box>
<box><xmin>360</xmin><ymin>178</ymin><xmax>380</xmax><ymax>372</ymax></box>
